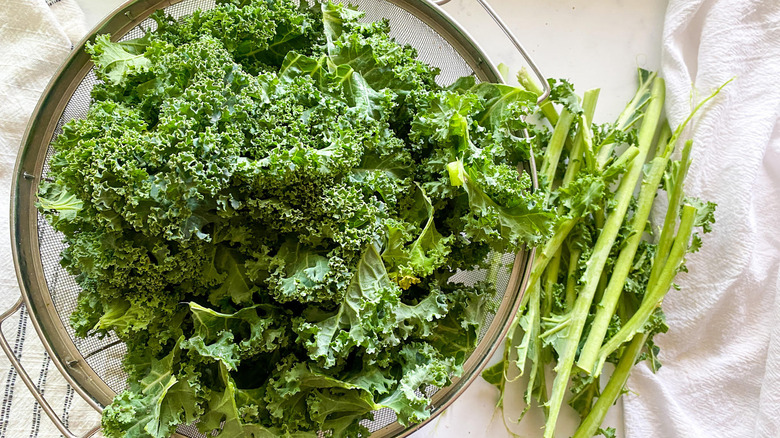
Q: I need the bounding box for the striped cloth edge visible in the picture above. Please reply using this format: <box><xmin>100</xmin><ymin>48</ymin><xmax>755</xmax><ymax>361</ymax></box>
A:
<box><xmin>0</xmin><ymin>1</ymin><xmax>94</xmax><ymax>436</ymax></box>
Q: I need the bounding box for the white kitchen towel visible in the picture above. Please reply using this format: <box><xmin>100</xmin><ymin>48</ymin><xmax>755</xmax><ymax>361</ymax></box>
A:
<box><xmin>623</xmin><ymin>0</ymin><xmax>780</xmax><ymax>437</ymax></box>
<box><xmin>0</xmin><ymin>1</ymin><xmax>100</xmax><ymax>437</ymax></box>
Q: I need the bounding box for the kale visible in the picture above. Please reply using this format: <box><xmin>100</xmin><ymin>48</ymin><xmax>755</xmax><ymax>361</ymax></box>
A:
<box><xmin>37</xmin><ymin>1</ymin><xmax>552</xmax><ymax>437</ymax></box>
<box><xmin>481</xmin><ymin>68</ymin><xmax>727</xmax><ymax>437</ymax></box>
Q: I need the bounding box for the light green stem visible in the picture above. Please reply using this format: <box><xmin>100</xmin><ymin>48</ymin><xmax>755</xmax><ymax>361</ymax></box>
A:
<box><xmin>529</xmin><ymin>285</ymin><xmax>548</xmax><ymax>410</ymax></box>
<box><xmin>647</xmin><ymin>139</ymin><xmax>692</xmax><ymax>290</ymax></box>
<box><xmin>572</xmin><ymin>332</ymin><xmax>648</xmax><ymax>438</ymax></box>
<box><xmin>564</xmin><ymin>247</ymin><xmax>581</xmax><ymax>312</ymax></box>
<box><xmin>606</xmin><ymin>145</ymin><xmax>640</xmax><ymax>174</ymax></box>
<box><xmin>615</xmin><ymin>69</ymin><xmax>658</xmax><ymax>131</ymax></box>
<box><xmin>562</xmin><ymin>89</ymin><xmax>600</xmax><ymax>187</ymax></box>
<box><xmin>654</xmin><ymin>123</ymin><xmax>672</xmax><ymax>159</ymax></box>
<box><xmin>517</xmin><ymin>68</ymin><xmax>558</xmax><ymax>124</ymax></box>
<box><xmin>576</xmin><ymin>126</ymin><xmax>671</xmax><ymax>374</ymax></box>
<box><xmin>541</xmin><ymin>77</ymin><xmax>665</xmax><ymax>438</ymax></box>
<box><xmin>596</xmin><ymin>142</ymin><xmax>615</xmax><ymax>171</ymax></box>
<box><xmin>514</xmin><ymin>280</ymin><xmax>540</xmax><ymax>380</ymax></box>
<box><xmin>593</xmin><ymin>268</ymin><xmax>610</xmax><ymax>310</ymax></box>
<box><xmin>523</xmin><ymin>217</ymin><xmax>579</xmax><ymax>310</ymax></box>
<box><xmin>541</xmin><ymin>109</ymin><xmax>577</xmax><ymax>192</ymax></box>
<box><xmin>598</xmin><ymin>144</ymin><xmax>640</xmax><ymax>234</ymax></box>
<box><xmin>543</xmin><ymin>250</ymin><xmax>562</xmax><ymax>318</ymax></box>
<box><xmin>592</xmin><ymin>204</ymin><xmax>696</xmax><ymax>376</ymax></box>
<box><xmin>645</xmin><ymin>78</ymin><xmax>730</xmax><ymax>290</ymax></box>
<box><xmin>576</xmin><ymin>155</ymin><xmax>668</xmax><ymax>375</ymax></box>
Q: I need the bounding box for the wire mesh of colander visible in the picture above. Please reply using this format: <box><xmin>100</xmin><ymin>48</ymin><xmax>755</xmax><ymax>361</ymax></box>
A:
<box><xmin>8</xmin><ymin>1</ymin><xmax>544</xmax><ymax>437</ymax></box>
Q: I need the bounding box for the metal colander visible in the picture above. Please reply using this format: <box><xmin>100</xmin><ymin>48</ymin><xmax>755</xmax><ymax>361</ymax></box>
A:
<box><xmin>5</xmin><ymin>0</ymin><xmax>548</xmax><ymax>437</ymax></box>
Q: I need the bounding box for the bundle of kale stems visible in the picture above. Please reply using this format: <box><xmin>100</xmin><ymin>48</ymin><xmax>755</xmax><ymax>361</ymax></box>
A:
<box><xmin>36</xmin><ymin>0</ymin><xmax>724</xmax><ymax>437</ymax></box>
<box><xmin>483</xmin><ymin>67</ymin><xmax>723</xmax><ymax>437</ymax></box>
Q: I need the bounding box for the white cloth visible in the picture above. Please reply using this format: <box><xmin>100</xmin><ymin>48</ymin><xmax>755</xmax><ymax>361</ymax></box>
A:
<box><xmin>0</xmin><ymin>1</ymin><xmax>99</xmax><ymax>437</ymax></box>
<box><xmin>624</xmin><ymin>0</ymin><xmax>780</xmax><ymax>437</ymax></box>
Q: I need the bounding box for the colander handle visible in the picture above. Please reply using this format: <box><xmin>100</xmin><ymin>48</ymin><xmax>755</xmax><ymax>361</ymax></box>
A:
<box><xmin>432</xmin><ymin>0</ymin><xmax>551</xmax><ymax>104</ymax></box>
<box><xmin>0</xmin><ymin>298</ymin><xmax>101</xmax><ymax>438</ymax></box>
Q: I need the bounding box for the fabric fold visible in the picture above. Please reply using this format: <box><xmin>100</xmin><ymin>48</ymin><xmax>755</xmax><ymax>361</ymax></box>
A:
<box><xmin>623</xmin><ymin>1</ymin><xmax>780</xmax><ymax>437</ymax></box>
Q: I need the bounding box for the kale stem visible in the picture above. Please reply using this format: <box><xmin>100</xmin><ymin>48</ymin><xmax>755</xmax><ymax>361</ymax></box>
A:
<box><xmin>505</xmin><ymin>281</ymin><xmax>540</xmax><ymax>384</ymax></box>
<box><xmin>562</xmin><ymin>89</ymin><xmax>600</xmax><ymax>187</ymax></box>
<box><xmin>541</xmin><ymin>249</ymin><xmax>562</xmax><ymax>366</ymax></box>
<box><xmin>606</xmin><ymin>145</ymin><xmax>640</xmax><ymax>172</ymax></box>
<box><xmin>654</xmin><ymin>123</ymin><xmax>673</xmax><ymax>159</ymax></box>
<box><xmin>576</xmin><ymin>127</ymin><xmax>669</xmax><ymax>374</ymax></box>
<box><xmin>572</xmin><ymin>332</ymin><xmax>648</xmax><ymax>438</ymax></box>
<box><xmin>543</xmin><ymin>250</ymin><xmax>562</xmax><ymax>318</ymax></box>
<box><xmin>593</xmin><ymin>268</ymin><xmax>610</xmax><ymax>310</ymax></box>
<box><xmin>564</xmin><ymin>246</ymin><xmax>581</xmax><ymax>312</ymax></box>
<box><xmin>645</xmin><ymin>79</ymin><xmax>730</xmax><ymax>290</ymax></box>
<box><xmin>541</xmin><ymin>76</ymin><xmax>665</xmax><ymax>438</ymax></box>
<box><xmin>522</xmin><ymin>217</ymin><xmax>579</xmax><ymax>309</ymax></box>
<box><xmin>541</xmin><ymin>109</ymin><xmax>576</xmax><ymax>192</ymax></box>
<box><xmin>517</xmin><ymin>68</ymin><xmax>559</xmax><ymax>124</ymax></box>
<box><xmin>614</xmin><ymin>69</ymin><xmax>657</xmax><ymax>131</ymax></box>
<box><xmin>521</xmin><ymin>88</ymin><xmax>601</xmax><ymax>311</ymax></box>
<box><xmin>647</xmin><ymin>139</ymin><xmax>693</xmax><ymax>291</ymax></box>
<box><xmin>576</xmin><ymin>154</ymin><xmax>668</xmax><ymax>375</ymax></box>
<box><xmin>596</xmin><ymin>142</ymin><xmax>615</xmax><ymax>171</ymax></box>
<box><xmin>534</xmin><ymin>89</ymin><xmax>596</xmax><ymax>319</ymax></box>
<box><xmin>592</xmin><ymin>204</ymin><xmax>696</xmax><ymax>376</ymax></box>
<box><xmin>529</xmin><ymin>284</ymin><xmax>548</xmax><ymax>410</ymax></box>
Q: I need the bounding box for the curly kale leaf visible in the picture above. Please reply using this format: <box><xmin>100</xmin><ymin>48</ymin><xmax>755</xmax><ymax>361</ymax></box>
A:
<box><xmin>449</xmin><ymin>160</ymin><xmax>551</xmax><ymax>249</ymax></box>
<box><xmin>102</xmin><ymin>340</ymin><xmax>203</xmax><ymax>438</ymax></box>
<box><xmin>293</xmin><ymin>244</ymin><xmax>448</xmax><ymax>368</ymax></box>
<box><xmin>382</xmin><ymin>185</ymin><xmax>452</xmax><ymax>289</ymax></box>
<box><xmin>87</xmin><ymin>34</ymin><xmax>152</xmax><ymax>85</ymax></box>
<box><xmin>187</xmin><ymin>302</ymin><xmax>289</xmax><ymax>359</ymax></box>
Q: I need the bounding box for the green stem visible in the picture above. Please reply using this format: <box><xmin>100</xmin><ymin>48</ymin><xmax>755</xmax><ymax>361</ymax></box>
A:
<box><xmin>562</xmin><ymin>89</ymin><xmax>600</xmax><ymax>187</ymax></box>
<box><xmin>615</xmin><ymin>69</ymin><xmax>658</xmax><ymax>132</ymax></box>
<box><xmin>575</xmin><ymin>124</ymin><xmax>671</xmax><ymax>375</ymax></box>
<box><xmin>647</xmin><ymin>139</ymin><xmax>692</xmax><ymax>291</ymax></box>
<box><xmin>661</xmin><ymin>78</ymin><xmax>732</xmax><ymax>159</ymax></box>
<box><xmin>564</xmin><ymin>247</ymin><xmax>581</xmax><ymax>312</ymax></box>
<box><xmin>616</xmin><ymin>290</ymin><xmax>633</xmax><ymax>323</ymax></box>
<box><xmin>580</xmin><ymin>112</ymin><xmax>598</xmax><ymax>173</ymax></box>
<box><xmin>523</xmin><ymin>217</ymin><xmax>579</xmax><ymax>310</ymax></box>
<box><xmin>592</xmin><ymin>204</ymin><xmax>696</xmax><ymax>376</ymax></box>
<box><xmin>645</xmin><ymin>79</ymin><xmax>730</xmax><ymax>291</ymax></box>
<box><xmin>589</xmin><ymin>68</ymin><xmax>657</xmax><ymax>172</ymax></box>
<box><xmin>530</xmin><ymin>286</ymin><xmax>548</xmax><ymax>411</ymax></box>
<box><xmin>541</xmin><ymin>109</ymin><xmax>577</xmax><ymax>192</ymax></box>
<box><xmin>593</xmin><ymin>268</ymin><xmax>610</xmax><ymax>309</ymax></box>
<box><xmin>541</xmin><ymin>77</ymin><xmax>665</xmax><ymax>438</ymax></box>
<box><xmin>517</xmin><ymin>68</ymin><xmax>558</xmax><ymax>124</ymax></box>
<box><xmin>654</xmin><ymin>123</ymin><xmax>673</xmax><ymax>159</ymax></box>
<box><xmin>576</xmin><ymin>155</ymin><xmax>668</xmax><ymax>375</ymax></box>
<box><xmin>543</xmin><ymin>250</ymin><xmax>562</xmax><ymax>318</ymax></box>
<box><xmin>514</xmin><ymin>281</ymin><xmax>540</xmax><ymax>379</ymax></box>
<box><xmin>541</xmin><ymin>249</ymin><xmax>562</xmax><ymax>365</ymax></box>
<box><xmin>605</xmin><ymin>145</ymin><xmax>640</xmax><ymax>174</ymax></box>
<box><xmin>596</xmin><ymin>142</ymin><xmax>615</xmax><ymax>171</ymax></box>
<box><xmin>572</xmin><ymin>332</ymin><xmax>648</xmax><ymax>438</ymax></box>
<box><xmin>503</xmin><ymin>280</ymin><xmax>542</xmax><ymax>422</ymax></box>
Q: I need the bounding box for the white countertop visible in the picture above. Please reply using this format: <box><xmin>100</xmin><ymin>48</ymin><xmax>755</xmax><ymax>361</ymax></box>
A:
<box><xmin>72</xmin><ymin>0</ymin><xmax>669</xmax><ymax>436</ymax></box>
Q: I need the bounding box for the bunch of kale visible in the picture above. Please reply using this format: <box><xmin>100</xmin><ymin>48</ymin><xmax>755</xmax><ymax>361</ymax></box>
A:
<box><xmin>37</xmin><ymin>1</ymin><xmax>550</xmax><ymax>437</ymax></box>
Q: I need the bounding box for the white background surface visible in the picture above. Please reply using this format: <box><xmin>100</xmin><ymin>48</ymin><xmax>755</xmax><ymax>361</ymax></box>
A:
<box><xmin>70</xmin><ymin>0</ymin><xmax>669</xmax><ymax>436</ymax></box>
